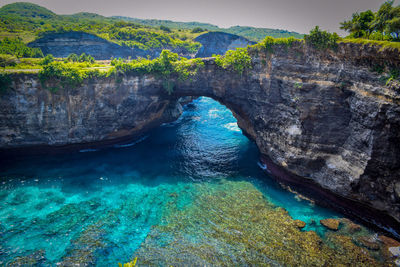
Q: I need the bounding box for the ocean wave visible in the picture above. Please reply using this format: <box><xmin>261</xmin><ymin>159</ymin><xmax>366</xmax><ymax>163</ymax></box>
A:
<box><xmin>223</xmin><ymin>122</ymin><xmax>241</xmax><ymax>132</ymax></box>
<box><xmin>113</xmin><ymin>136</ymin><xmax>148</xmax><ymax>148</ymax></box>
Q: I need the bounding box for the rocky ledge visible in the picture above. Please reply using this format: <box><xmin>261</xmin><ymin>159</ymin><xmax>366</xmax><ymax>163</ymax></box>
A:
<box><xmin>1</xmin><ymin>41</ymin><xmax>400</xmax><ymax>236</ymax></box>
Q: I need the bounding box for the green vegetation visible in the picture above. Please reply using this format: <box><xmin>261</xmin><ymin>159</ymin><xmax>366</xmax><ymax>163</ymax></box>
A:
<box><xmin>35</xmin><ymin>50</ymin><xmax>204</xmax><ymax>94</ymax></box>
<box><xmin>99</xmin><ymin>23</ymin><xmax>201</xmax><ymax>52</ymax></box>
<box><xmin>191</xmin><ymin>27</ymin><xmax>205</xmax><ymax>33</ymax></box>
<box><xmin>114</xmin><ymin>16</ymin><xmax>304</xmax><ymax>41</ymax></box>
<box><xmin>304</xmin><ymin>26</ymin><xmax>340</xmax><ymax>50</ymax></box>
<box><xmin>224</xmin><ymin>26</ymin><xmax>304</xmax><ymax>42</ymax></box>
<box><xmin>111</xmin><ymin>50</ymin><xmax>204</xmax><ymax>93</ymax></box>
<box><xmin>40</xmin><ymin>54</ymin><xmax>54</xmax><ymax>65</ymax></box>
<box><xmin>256</xmin><ymin>36</ymin><xmax>300</xmax><ymax>52</ymax></box>
<box><xmin>214</xmin><ymin>47</ymin><xmax>252</xmax><ymax>75</ymax></box>
<box><xmin>340</xmin><ymin>38</ymin><xmax>400</xmax><ymax>50</ymax></box>
<box><xmin>0</xmin><ymin>37</ymin><xmax>43</xmax><ymax>58</ymax></box>
<box><xmin>38</xmin><ymin>61</ymin><xmax>104</xmax><ymax>91</ymax></box>
<box><xmin>0</xmin><ymin>54</ymin><xmax>17</xmax><ymax>67</ymax></box>
<box><xmin>0</xmin><ymin>3</ymin><xmax>201</xmax><ymax>54</ymax></box>
<box><xmin>340</xmin><ymin>0</ymin><xmax>400</xmax><ymax>41</ymax></box>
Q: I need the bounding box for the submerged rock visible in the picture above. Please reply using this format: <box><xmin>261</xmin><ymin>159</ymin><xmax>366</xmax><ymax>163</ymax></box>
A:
<box><xmin>340</xmin><ymin>218</ymin><xmax>362</xmax><ymax>233</ymax></box>
<box><xmin>379</xmin><ymin>235</ymin><xmax>400</xmax><ymax>247</ymax></box>
<box><xmin>7</xmin><ymin>249</ymin><xmax>46</xmax><ymax>266</ymax></box>
<box><xmin>320</xmin><ymin>219</ymin><xmax>340</xmax><ymax>231</ymax></box>
<box><xmin>294</xmin><ymin>219</ymin><xmax>306</xmax><ymax>229</ymax></box>
<box><xmin>356</xmin><ymin>236</ymin><xmax>381</xmax><ymax>251</ymax></box>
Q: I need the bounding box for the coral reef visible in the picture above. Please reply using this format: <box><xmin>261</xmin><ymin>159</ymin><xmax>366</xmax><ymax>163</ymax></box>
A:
<box><xmin>134</xmin><ymin>180</ymin><xmax>391</xmax><ymax>266</ymax></box>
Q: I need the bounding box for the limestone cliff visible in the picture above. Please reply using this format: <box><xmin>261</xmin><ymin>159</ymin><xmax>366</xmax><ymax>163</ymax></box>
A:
<box><xmin>29</xmin><ymin>31</ymin><xmax>255</xmax><ymax>60</ymax></box>
<box><xmin>1</xmin><ymin>42</ymin><xmax>400</xmax><ymax>234</ymax></box>
<box><xmin>28</xmin><ymin>32</ymin><xmax>195</xmax><ymax>59</ymax></box>
<box><xmin>194</xmin><ymin>32</ymin><xmax>255</xmax><ymax>57</ymax></box>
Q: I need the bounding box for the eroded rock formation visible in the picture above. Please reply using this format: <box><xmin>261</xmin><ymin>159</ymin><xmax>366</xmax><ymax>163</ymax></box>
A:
<box><xmin>1</xmin><ymin>42</ymin><xmax>400</xmax><ymax>234</ymax></box>
<box><xmin>28</xmin><ymin>31</ymin><xmax>254</xmax><ymax>60</ymax></box>
<box><xmin>194</xmin><ymin>32</ymin><xmax>255</xmax><ymax>57</ymax></box>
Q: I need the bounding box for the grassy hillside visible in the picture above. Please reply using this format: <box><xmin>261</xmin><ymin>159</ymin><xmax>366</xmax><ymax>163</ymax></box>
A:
<box><xmin>0</xmin><ymin>2</ymin><xmax>303</xmax><ymax>57</ymax></box>
<box><xmin>0</xmin><ymin>2</ymin><xmax>202</xmax><ymax>53</ymax></box>
<box><xmin>224</xmin><ymin>26</ymin><xmax>304</xmax><ymax>41</ymax></box>
<box><xmin>112</xmin><ymin>16</ymin><xmax>304</xmax><ymax>41</ymax></box>
<box><xmin>113</xmin><ymin>16</ymin><xmax>220</xmax><ymax>31</ymax></box>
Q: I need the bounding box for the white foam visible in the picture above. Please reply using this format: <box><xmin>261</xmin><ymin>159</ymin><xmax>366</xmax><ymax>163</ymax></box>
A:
<box><xmin>224</xmin><ymin>122</ymin><xmax>241</xmax><ymax>132</ymax></box>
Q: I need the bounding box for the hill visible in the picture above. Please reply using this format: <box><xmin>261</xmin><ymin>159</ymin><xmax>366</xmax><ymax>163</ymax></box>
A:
<box><xmin>112</xmin><ymin>16</ymin><xmax>304</xmax><ymax>41</ymax></box>
<box><xmin>0</xmin><ymin>2</ymin><xmax>56</xmax><ymax>19</ymax></box>
<box><xmin>0</xmin><ymin>2</ymin><xmax>303</xmax><ymax>57</ymax></box>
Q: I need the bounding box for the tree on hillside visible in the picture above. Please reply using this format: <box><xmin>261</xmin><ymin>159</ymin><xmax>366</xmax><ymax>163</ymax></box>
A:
<box><xmin>340</xmin><ymin>10</ymin><xmax>375</xmax><ymax>38</ymax></box>
<box><xmin>341</xmin><ymin>0</ymin><xmax>400</xmax><ymax>41</ymax></box>
<box><xmin>371</xmin><ymin>0</ymin><xmax>395</xmax><ymax>32</ymax></box>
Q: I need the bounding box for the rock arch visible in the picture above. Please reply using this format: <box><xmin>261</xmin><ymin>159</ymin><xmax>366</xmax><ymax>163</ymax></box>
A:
<box><xmin>1</xmin><ymin>42</ymin><xmax>400</xmax><ymax>234</ymax></box>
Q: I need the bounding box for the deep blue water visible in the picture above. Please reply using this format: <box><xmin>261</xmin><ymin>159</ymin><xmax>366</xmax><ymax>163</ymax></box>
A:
<box><xmin>0</xmin><ymin>97</ymin><xmax>341</xmax><ymax>266</ymax></box>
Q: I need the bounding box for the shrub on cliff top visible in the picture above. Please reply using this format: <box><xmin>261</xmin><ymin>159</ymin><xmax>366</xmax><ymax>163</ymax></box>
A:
<box><xmin>38</xmin><ymin>61</ymin><xmax>102</xmax><ymax>91</ymax></box>
<box><xmin>0</xmin><ymin>54</ymin><xmax>17</xmax><ymax>68</ymax></box>
<box><xmin>304</xmin><ymin>26</ymin><xmax>340</xmax><ymax>50</ymax></box>
<box><xmin>257</xmin><ymin>36</ymin><xmax>300</xmax><ymax>53</ymax></box>
<box><xmin>110</xmin><ymin>50</ymin><xmax>204</xmax><ymax>94</ymax></box>
<box><xmin>214</xmin><ymin>47</ymin><xmax>252</xmax><ymax>75</ymax></box>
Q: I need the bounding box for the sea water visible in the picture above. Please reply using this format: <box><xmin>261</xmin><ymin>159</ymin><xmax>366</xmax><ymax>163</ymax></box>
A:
<box><xmin>0</xmin><ymin>97</ymin><xmax>382</xmax><ymax>266</ymax></box>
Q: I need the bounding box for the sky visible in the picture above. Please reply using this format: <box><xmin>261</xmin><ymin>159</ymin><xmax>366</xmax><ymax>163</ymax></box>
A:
<box><xmin>0</xmin><ymin>0</ymin><xmax>396</xmax><ymax>35</ymax></box>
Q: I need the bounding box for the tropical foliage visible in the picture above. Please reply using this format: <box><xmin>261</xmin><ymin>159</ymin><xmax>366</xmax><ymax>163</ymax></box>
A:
<box><xmin>37</xmin><ymin>50</ymin><xmax>204</xmax><ymax>94</ymax></box>
<box><xmin>0</xmin><ymin>37</ymin><xmax>43</xmax><ymax>58</ymax></box>
<box><xmin>0</xmin><ymin>3</ymin><xmax>201</xmax><ymax>54</ymax></box>
<box><xmin>214</xmin><ymin>47</ymin><xmax>252</xmax><ymax>75</ymax></box>
<box><xmin>256</xmin><ymin>36</ymin><xmax>300</xmax><ymax>52</ymax></box>
<box><xmin>304</xmin><ymin>26</ymin><xmax>340</xmax><ymax>49</ymax></box>
<box><xmin>38</xmin><ymin>61</ymin><xmax>102</xmax><ymax>91</ymax></box>
<box><xmin>340</xmin><ymin>0</ymin><xmax>400</xmax><ymax>41</ymax></box>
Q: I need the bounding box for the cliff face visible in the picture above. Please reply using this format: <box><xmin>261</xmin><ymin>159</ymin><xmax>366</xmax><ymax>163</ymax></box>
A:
<box><xmin>28</xmin><ymin>32</ymin><xmax>135</xmax><ymax>59</ymax></box>
<box><xmin>29</xmin><ymin>31</ymin><xmax>255</xmax><ymax>60</ymax></box>
<box><xmin>0</xmin><ymin>74</ymin><xmax>182</xmax><ymax>148</ymax></box>
<box><xmin>28</xmin><ymin>32</ymin><xmax>195</xmax><ymax>59</ymax></box>
<box><xmin>1</xmin><ymin>42</ymin><xmax>400</xmax><ymax>231</ymax></box>
<box><xmin>194</xmin><ymin>32</ymin><xmax>255</xmax><ymax>57</ymax></box>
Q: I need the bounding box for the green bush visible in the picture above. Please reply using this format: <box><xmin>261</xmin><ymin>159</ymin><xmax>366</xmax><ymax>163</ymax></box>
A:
<box><xmin>257</xmin><ymin>36</ymin><xmax>299</xmax><ymax>53</ymax></box>
<box><xmin>304</xmin><ymin>26</ymin><xmax>340</xmax><ymax>50</ymax></box>
<box><xmin>111</xmin><ymin>50</ymin><xmax>204</xmax><ymax>93</ymax></box>
<box><xmin>0</xmin><ymin>37</ymin><xmax>43</xmax><ymax>58</ymax></box>
<box><xmin>66</xmin><ymin>53</ymin><xmax>79</xmax><ymax>62</ymax></box>
<box><xmin>38</xmin><ymin>61</ymin><xmax>102</xmax><ymax>91</ymax></box>
<box><xmin>78</xmin><ymin>53</ymin><xmax>94</xmax><ymax>63</ymax></box>
<box><xmin>191</xmin><ymin>27</ymin><xmax>205</xmax><ymax>33</ymax></box>
<box><xmin>159</xmin><ymin>25</ymin><xmax>171</xmax><ymax>33</ymax></box>
<box><xmin>0</xmin><ymin>54</ymin><xmax>17</xmax><ymax>67</ymax></box>
<box><xmin>214</xmin><ymin>47</ymin><xmax>252</xmax><ymax>75</ymax></box>
<box><xmin>40</xmin><ymin>54</ymin><xmax>54</xmax><ymax>65</ymax></box>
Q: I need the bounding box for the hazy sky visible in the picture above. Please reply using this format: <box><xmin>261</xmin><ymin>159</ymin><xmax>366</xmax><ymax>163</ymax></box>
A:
<box><xmin>0</xmin><ymin>0</ymin><xmax>396</xmax><ymax>35</ymax></box>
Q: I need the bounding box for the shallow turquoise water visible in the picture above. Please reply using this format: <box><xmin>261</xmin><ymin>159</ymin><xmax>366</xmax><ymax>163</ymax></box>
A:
<box><xmin>0</xmin><ymin>97</ymin><xmax>340</xmax><ymax>266</ymax></box>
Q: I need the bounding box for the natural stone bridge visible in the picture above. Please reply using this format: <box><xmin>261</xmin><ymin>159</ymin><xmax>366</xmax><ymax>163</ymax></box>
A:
<box><xmin>1</xmin><ymin>42</ymin><xmax>400</xmax><ymax>235</ymax></box>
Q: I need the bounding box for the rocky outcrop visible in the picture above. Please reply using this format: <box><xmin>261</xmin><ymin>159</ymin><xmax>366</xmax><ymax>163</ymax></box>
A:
<box><xmin>28</xmin><ymin>31</ymin><xmax>255</xmax><ymax>60</ymax></box>
<box><xmin>0</xmin><ymin>74</ymin><xmax>183</xmax><ymax>148</ymax></box>
<box><xmin>28</xmin><ymin>32</ymin><xmax>195</xmax><ymax>59</ymax></box>
<box><xmin>28</xmin><ymin>32</ymin><xmax>136</xmax><ymax>59</ymax></box>
<box><xmin>1</xmin><ymin>41</ymin><xmax>400</xmax><ymax>236</ymax></box>
<box><xmin>194</xmin><ymin>32</ymin><xmax>255</xmax><ymax>57</ymax></box>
